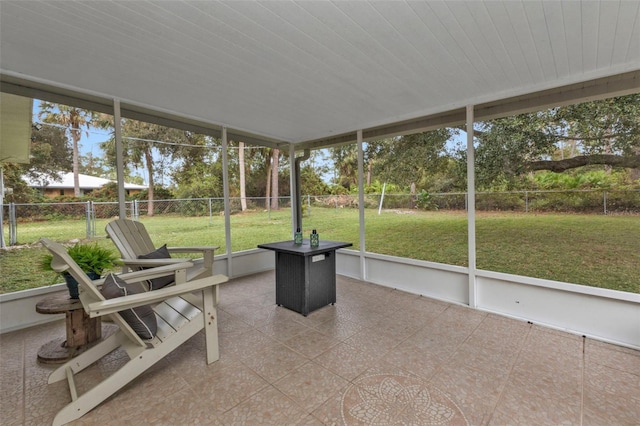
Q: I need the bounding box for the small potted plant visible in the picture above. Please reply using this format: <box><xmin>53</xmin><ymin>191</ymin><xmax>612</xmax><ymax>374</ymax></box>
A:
<box><xmin>41</xmin><ymin>242</ymin><xmax>120</xmax><ymax>299</ymax></box>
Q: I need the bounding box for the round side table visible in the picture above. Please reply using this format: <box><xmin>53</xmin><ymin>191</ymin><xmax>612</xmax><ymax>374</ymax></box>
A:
<box><xmin>36</xmin><ymin>293</ymin><xmax>102</xmax><ymax>364</ymax></box>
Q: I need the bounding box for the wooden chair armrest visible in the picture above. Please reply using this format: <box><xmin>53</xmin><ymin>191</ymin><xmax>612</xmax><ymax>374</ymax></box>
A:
<box><xmin>87</xmin><ymin>274</ymin><xmax>228</xmax><ymax>317</ymax></box>
<box><xmin>103</xmin><ymin>261</ymin><xmax>194</xmax><ymax>285</ymax></box>
<box><xmin>119</xmin><ymin>258</ymin><xmax>193</xmax><ymax>267</ymax></box>
<box><xmin>166</xmin><ymin>246</ymin><xmax>219</xmax><ymax>254</ymax></box>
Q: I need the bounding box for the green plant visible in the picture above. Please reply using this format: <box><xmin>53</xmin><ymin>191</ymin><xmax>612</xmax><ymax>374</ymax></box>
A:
<box><xmin>41</xmin><ymin>242</ymin><xmax>120</xmax><ymax>276</ymax></box>
<box><xmin>416</xmin><ymin>190</ymin><xmax>438</xmax><ymax>210</ymax></box>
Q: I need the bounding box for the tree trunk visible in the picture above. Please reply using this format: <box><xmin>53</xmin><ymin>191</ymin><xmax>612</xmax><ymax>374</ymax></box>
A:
<box><xmin>265</xmin><ymin>152</ymin><xmax>272</xmax><ymax>210</ymax></box>
<box><xmin>271</xmin><ymin>149</ymin><xmax>279</xmax><ymax>210</ymax></box>
<box><xmin>239</xmin><ymin>142</ymin><xmax>247</xmax><ymax>211</ymax></box>
<box><xmin>145</xmin><ymin>148</ymin><xmax>155</xmax><ymax>216</ymax></box>
<box><xmin>529</xmin><ymin>154</ymin><xmax>640</xmax><ymax>172</ymax></box>
<box><xmin>631</xmin><ymin>147</ymin><xmax>640</xmax><ymax>181</ymax></box>
<box><xmin>71</xmin><ymin>128</ymin><xmax>81</xmax><ymax>197</ymax></box>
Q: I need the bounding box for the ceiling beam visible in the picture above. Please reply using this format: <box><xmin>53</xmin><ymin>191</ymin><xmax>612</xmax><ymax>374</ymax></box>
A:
<box><xmin>298</xmin><ymin>70</ymin><xmax>640</xmax><ymax>149</ymax></box>
<box><xmin>475</xmin><ymin>70</ymin><xmax>640</xmax><ymax>122</ymax></box>
<box><xmin>3</xmin><ymin>70</ymin><xmax>638</xmax><ymax>152</ymax></box>
<box><xmin>0</xmin><ymin>73</ymin><xmax>284</xmax><ymax>149</ymax></box>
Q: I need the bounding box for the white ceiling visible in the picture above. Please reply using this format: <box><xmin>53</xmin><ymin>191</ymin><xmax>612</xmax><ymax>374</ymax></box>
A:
<box><xmin>1</xmin><ymin>1</ymin><xmax>639</xmax><ymax>148</ymax></box>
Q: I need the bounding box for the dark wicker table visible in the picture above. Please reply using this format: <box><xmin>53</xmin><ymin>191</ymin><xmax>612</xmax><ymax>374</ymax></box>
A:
<box><xmin>258</xmin><ymin>240</ymin><xmax>352</xmax><ymax>316</ymax></box>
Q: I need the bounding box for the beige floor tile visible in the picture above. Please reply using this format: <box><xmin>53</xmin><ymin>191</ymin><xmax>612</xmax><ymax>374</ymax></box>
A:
<box><xmin>309</xmin><ymin>389</ymin><xmax>346</xmax><ymax>425</ymax></box>
<box><xmin>0</xmin><ymin>392</ymin><xmax>24</xmax><ymax>426</ymax></box>
<box><xmin>219</xmin><ymin>328</ymin><xmax>280</xmax><ymax>361</ymax></box>
<box><xmin>583</xmin><ymin>362</ymin><xmax>640</xmax><ymax>425</ymax></box>
<box><xmin>119</xmin><ymin>387</ymin><xmax>225</xmax><ymax>425</ymax></box>
<box><xmin>311</xmin><ymin>317</ymin><xmax>365</xmax><ymax>341</ymax></box>
<box><xmin>274</xmin><ymin>361</ymin><xmax>349</xmax><ymax>412</ymax></box>
<box><xmin>430</xmin><ymin>362</ymin><xmax>508</xmax><ymax>426</ymax></box>
<box><xmin>492</xmin><ymin>364</ymin><xmax>582</xmax><ymax>425</ymax></box>
<box><xmin>372</xmin><ymin>314</ymin><xmax>423</xmax><ymax>341</ymax></box>
<box><xmin>381</xmin><ymin>340</ymin><xmax>443</xmax><ymax>380</ymax></box>
<box><xmin>514</xmin><ymin>343</ymin><xmax>584</xmax><ymax>383</ymax></box>
<box><xmin>292</xmin><ymin>304</ymin><xmax>341</xmax><ymax>328</ymax></box>
<box><xmin>449</xmin><ymin>341</ymin><xmax>520</xmax><ymax>378</ymax></box>
<box><xmin>283</xmin><ymin>329</ymin><xmax>341</xmax><ymax>358</ymax></box>
<box><xmin>585</xmin><ymin>338</ymin><xmax>640</xmax><ymax>375</ymax></box>
<box><xmin>221</xmin><ymin>302</ymin><xmax>279</xmax><ymax>327</ymax></box>
<box><xmin>241</xmin><ymin>342</ymin><xmax>309</xmax><ymax>383</ymax></box>
<box><xmin>407</xmin><ymin>327</ymin><xmax>466</xmax><ymax>360</ymax></box>
<box><xmin>218</xmin><ymin>385</ymin><xmax>308</xmax><ymax>425</ymax></box>
<box><xmin>257</xmin><ymin>316</ymin><xmax>314</xmax><ymax>342</ymax></box>
<box><xmin>23</xmin><ymin>381</ymin><xmax>71</xmax><ymax>422</ymax></box>
<box><xmin>295</xmin><ymin>414</ymin><xmax>325</xmax><ymax>426</ymax></box>
<box><xmin>334</xmin><ymin>304</ymin><xmax>384</xmax><ymax>326</ymax></box>
<box><xmin>189</xmin><ymin>362</ymin><xmax>270</xmax><ymax>414</ymax></box>
<box><xmin>524</xmin><ymin>325</ymin><xmax>584</xmax><ymax>355</ymax></box>
<box><xmin>342</xmin><ymin>325</ymin><xmax>405</xmax><ymax>356</ymax></box>
<box><xmin>315</xmin><ymin>342</ymin><xmax>384</xmax><ymax>381</ymax></box>
<box><xmin>383</xmin><ymin>304</ymin><xmax>442</xmax><ymax>328</ymax></box>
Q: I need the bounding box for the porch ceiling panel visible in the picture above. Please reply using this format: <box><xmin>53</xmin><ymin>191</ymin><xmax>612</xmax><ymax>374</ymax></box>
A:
<box><xmin>1</xmin><ymin>1</ymin><xmax>639</xmax><ymax>147</ymax></box>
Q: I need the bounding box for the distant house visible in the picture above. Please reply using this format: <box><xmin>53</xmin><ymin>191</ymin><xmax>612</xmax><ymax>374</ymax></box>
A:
<box><xmin>23</xmin><ymin>172</ymin><xmax>147</xmax><ymax>198</ymax></box>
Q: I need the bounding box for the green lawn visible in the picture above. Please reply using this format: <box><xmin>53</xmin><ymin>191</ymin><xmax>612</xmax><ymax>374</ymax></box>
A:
<box><xmin>1</xmin><ymin>209</ymin><xmax>638</xmax><ymax>294</ymax></box>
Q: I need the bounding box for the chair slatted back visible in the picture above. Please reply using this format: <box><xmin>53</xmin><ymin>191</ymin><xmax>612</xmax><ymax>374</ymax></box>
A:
<box><xmin>106</xmin><ymin>219</ymin><xmax>157</xmax><ymax>261</ymax></box>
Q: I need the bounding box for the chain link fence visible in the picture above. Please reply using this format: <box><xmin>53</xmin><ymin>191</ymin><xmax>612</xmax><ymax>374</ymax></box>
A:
<box><xmin>301</xmin><ymin>190</ymin><xmax>640</xmax><ymax>214</ymax></box>
<box><xmin>2</xmin><ymin>190</ymin><xmax>639</xmax><ymax>247</ymax></box>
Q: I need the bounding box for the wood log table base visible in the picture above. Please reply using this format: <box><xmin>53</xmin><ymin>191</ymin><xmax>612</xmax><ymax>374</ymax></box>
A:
<box><xmin>36</xmin><ymin>293</ymin><xmax>102</xmax><ymax>364</ymax></box>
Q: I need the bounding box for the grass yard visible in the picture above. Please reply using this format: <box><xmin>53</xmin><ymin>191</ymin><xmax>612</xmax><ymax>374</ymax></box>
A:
<box><xmin>1</xmin><ymin>209</ymin><xmax>638</xmax><ymax>294</ymax></box>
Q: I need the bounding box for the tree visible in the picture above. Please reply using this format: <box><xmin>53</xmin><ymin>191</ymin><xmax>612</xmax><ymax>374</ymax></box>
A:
<box><xmin>2</xmin><ymin>124</ymin><xmax>72</xmax><ymax>203</ymax></box>
<box><xmin>168</xmin><ymin>134</ymin><xmax>227</xmax><ymax>203</ymax></box>
<box><xmin>473</xmin><ymin>94</ymin><xmax>640</xmax><ymax>188</ymax></box>
<box><xmin>38</xmin><ymin>103</ymin><xmax>97</xmax><ymax>197</ymax></box>
<box><xmin>80</xmin><ymin>152</ymin><xmax>113</xmax><ymax>178</ymax></box>
<box><xmin>329</xmin><ymin>145</ymin><xmax>358</xmax><ymax>190</ymax></box>
<box><xmin>367</xmin><ymin>129</ymin><xmax>455</xmax><ymax>190</ymax></box>
<box><xmin>102</xmin><ymin>120</ymin><xmax>193</xmax><ymax>215</ymax></box>
<box><xmin>299</xmin><ymin>163</ymin><xmax>330</xmax><ymax>195</ymax></box>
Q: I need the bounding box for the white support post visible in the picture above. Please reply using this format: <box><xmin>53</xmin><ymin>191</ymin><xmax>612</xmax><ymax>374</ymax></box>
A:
<box><xmin>113</xmin><ymin>99</ymin><xmax>126</xmax><ymax>219</ymax></box>
<box><xmin>222</xmin><ymin>128</ymin><xmax>232</xmax><ymax>276</ymax></box>
<box><xmin>466</xmin><ymin>105</ymin><xmax>477</xmax><ymax>308</ymax></box>
<box><xmin>0</xmin><ymin>167</ymin><xmax>5</xmax><ymax>248</ymax></box>
<box><xmin>357</xmin><ymin>130</ymin><xmax>366</xmax><ymax>281</ymax></box>
<box><xmin>289</xmin><ymin>143</ymin><xmax>297</xmax><ymax>237</ymax></box>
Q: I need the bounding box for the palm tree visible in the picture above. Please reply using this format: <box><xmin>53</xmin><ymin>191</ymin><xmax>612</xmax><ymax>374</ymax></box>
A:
<box><xmin>238</xmin><ymin>141</ymin><xmax>247</xmax><ymax>211</ymax></box>
<box><xmin>38</xmin><ymin>103</ymin><xmax>97</xmax><ymax>197</ymax></box>
<box><xmin>270</xmin><ymin>148</ymin><xmax>279</xmax><ymax>210</ymax></box>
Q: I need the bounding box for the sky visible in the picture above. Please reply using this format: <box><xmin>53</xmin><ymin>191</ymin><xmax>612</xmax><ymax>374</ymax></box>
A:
<box><xmin>32</xmin><ymin>100</ymin><xmax>467</xmax><ymax>187</ymax></box>
<box><xmin>32</xmin><ymin>100</ymin><xmax>151</xmax><ymax>183</ymax></box>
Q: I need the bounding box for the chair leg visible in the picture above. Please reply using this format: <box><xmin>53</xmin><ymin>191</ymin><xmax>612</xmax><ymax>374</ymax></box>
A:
<box><xmin>51</xmin><ymin>343</ymin><xmax>167</xmax><ymax>426</ymax></box>
<box><xmin>202</xmin><ymin>286</ymin><xmax>219</xmax><ymax>364</ymax></box>
<box><xmin>48</xmin><ymin>331</ymin><xmax>124</xmax><ymax>383</ymax></box>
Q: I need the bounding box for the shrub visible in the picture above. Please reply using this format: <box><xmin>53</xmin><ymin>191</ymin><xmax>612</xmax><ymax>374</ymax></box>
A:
<box><xmin>416</xmin><ymin>190</ymin><xmax>438</xmax><ymax>210</ymax></box>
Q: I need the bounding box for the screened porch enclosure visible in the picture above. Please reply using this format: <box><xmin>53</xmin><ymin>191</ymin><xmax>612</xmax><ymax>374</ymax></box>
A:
<box><xmin>1</xmin><ymin>0</ymin><xmax>639</xmax><ymax>347</ymax></box>
<box><xmin>0</xmin><ymin>3</ymin><xmax>639</xmax><ymax>423</ymax></box>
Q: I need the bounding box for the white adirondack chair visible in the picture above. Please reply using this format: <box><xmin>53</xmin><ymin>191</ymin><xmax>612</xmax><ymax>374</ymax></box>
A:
<box><xmin>40</xmin><ymin>238</ymin><xmax>228</xmax><ymax>426</ymax></box>
<box><xmin>105</xmin><ymin>218</ymin><xmax>218</xmax><ymax>282</ymax></box>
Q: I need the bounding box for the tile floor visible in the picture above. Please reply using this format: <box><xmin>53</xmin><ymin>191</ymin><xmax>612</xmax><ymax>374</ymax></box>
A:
<box><xmin>1</xmin><ymin>271</ymin><xmax>639</xmax><ymax>425</ymax></box>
